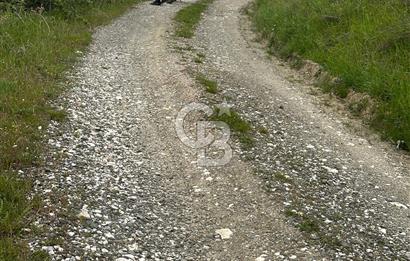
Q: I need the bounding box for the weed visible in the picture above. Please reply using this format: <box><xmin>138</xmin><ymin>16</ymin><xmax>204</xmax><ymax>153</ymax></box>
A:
<box><xmin>274</xmin><ymin>172</ymin><xmax>293</xmax><ymax>183</ymax></box>
<box><xmin>174</xmin><ymin>0</ymin><xmax>213</xmax><ymax>38</ymax></box>
<box><xmin>30</xmin><ymin>250</ymin><xmax>51</xmax><ymax>261</ymax></box>
<box><xmin>174</xmin><ymin>45</ymin><xmax>194</xmax><ymax>52</ymax></box>
<box><xmin>238</xmin><ymin>134</ymin><xmax>255</xmax><ymax>148</ymax></box>
<box><xmin>194</xmin><ymin>57</ymin><xmax>203</xmax><ymax>64</ymax></box>
<box><xmin>194</xmin><ymin>53</ymin><xmax>206</xmax><ymax>64</ymax></box>
<box><xmin>284</xmin><ymin>208</ymin><xmax>300</xmax><ymax>218</ymax></box>
<box><xmin>44</xmin><ymin>236</ymin><xmax>64</xmax><ymax>246</ymax></box>
<box><xmin>196</xmin><ymin>74</ymin><xmax>218</xmax><ymax>94</ymax></box>
<box><xmin>289</xmin><ymin>57</ymin><xmax>304</xmax><ymax>69</ymax></box>
<box><xmin>197</xmin><ymin>53</ymin><xmax>206</xmax><ymax>59</ymax></box>
<box><xmin>299</xmin><ymin>217</ymin><xmax>320</xmax><ymax>233</ymax></box>
<box><xmin>211</xmin><ymin>108</ymin><xmax>251</xmax><ymax>133</ymax></box>
<box><xmin>210</xmin><ymin>107</ymin><xmax>254</xmax><ymax>147</ymax></box>
<box><xmin>258</xmin><ymin>126</ymin><xmax>268</xmax><ymax>134</ymax></box>
<box><xmin>348</xmin><ymin>98</ymin><xmax>369</xmax><ymax>116</ymax></box>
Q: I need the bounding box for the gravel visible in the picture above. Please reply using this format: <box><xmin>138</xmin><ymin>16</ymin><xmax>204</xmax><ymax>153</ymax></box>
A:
<box><xmin>28</xmin><ymin>0</ymin><xmax>410</xmax><ymax>260</ymax></box>
<box><xmin>183</xmin><ymin>0</ymin><xmax>410</xmax><ymax>259</ymax></box>
<box><xmin>30</xmin><ymin>2</ymin><xmax>203</xmax><ymax>260</ymax></box>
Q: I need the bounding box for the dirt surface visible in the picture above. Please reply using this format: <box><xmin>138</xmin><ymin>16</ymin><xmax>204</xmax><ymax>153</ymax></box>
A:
<box><xmin>29</xmin><ymin>0</ymin><xmax>410</xmax><ymax>260</ymax></box>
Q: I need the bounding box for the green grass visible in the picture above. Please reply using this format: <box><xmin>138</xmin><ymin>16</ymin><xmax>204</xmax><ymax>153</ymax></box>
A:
<box><xmin>0</xmin><ymin>0</ymin><xmax>140</xmax><ymax>259</ymax></box>
<box><xmin>299</xmin><ymin>218</ymin><xmax>320</xmax><ymax>233</ymax></box>
<box><xmin>284</xmin><ymin>208</ymin><xmax>299</xmax><ymax>218</ymax></box>
<box><xmin>174</xmin><ymin>0</ymin><xmax>213</xmax><ymax>38</ymax></box>
<box><xmin>0</xmin><ymin>175</ymin><xmax>32</xmax><ymax>235</ymax></box>
<box><xmin>210</xmin><ymin>107</ymin><xmax>254</xmax><ymax>147</ymax></box>
<box><xmin>211</xmin><ymin>108</ymin><xmax>251</xmax><ymax>133</ymax></box>
<box><xmin>251</xmin><ymin>0</ymin><xmax>410</xmax><ymax>147</ymax></box>
<box><xmin>194</xmin><ymin>53</ymin><xmax>206</xmax><ymax>64</ymax></box>
<box><xmin>196</xmin><ymin>74</ymin><xmax>218</xmax><ymax>93</ymax></box>
<box><xmin>194</xmin><ymin>56</ymin><xmax>204</xmax><ymax>64</ymax></box>
<box><xmin>284</xmin><ymin>207</ymin><xmax>320</xmax><ymax>234</ymax></box>
<box><xmin>274</xmin><ymin>172</ymin><xmax>293</xmax><ymax>183</ymax></box>
<box><xmin>257</xmin><ymin>126</ymin><xmax>268</xmax><ymax>135</ymax></box>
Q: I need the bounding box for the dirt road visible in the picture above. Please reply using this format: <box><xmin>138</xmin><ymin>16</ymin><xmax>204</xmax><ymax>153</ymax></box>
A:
<box><xmin>30</xmin><ymin>0</ymin><xmax>410</xmax><ymax>260</ymax></box>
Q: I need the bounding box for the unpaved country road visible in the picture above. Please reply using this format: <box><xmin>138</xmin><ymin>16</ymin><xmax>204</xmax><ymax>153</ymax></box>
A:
<box><xmin>29</xmin><ymin>0</ymin><xmax>410</xmax><ymax>260</ymax></box>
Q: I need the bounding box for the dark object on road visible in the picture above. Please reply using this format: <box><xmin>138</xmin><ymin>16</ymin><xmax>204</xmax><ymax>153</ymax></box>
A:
<box><xmin>397</xmin><ymin>140</ymin><xmax>408</xmax><ymax>150</ymax></box>
<box><xmin>151</xmin><ymin>0</ymin><xmax>177</xmax><ymax>5</ymax></box>
<box><xmin>151</xmin><ymin>0</ymin><xmax>163</xmax><ymax>5</ymax></box>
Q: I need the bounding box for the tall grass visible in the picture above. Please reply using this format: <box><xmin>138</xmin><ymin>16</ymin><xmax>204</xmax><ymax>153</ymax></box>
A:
<box><xmin>251</xmin><ymin>0</ymin><xmax>410</xmax><ymax>146</ymax></box>
<box><xmin>0</xmin><ymin>0</ymin><xmax>140</xmax><ymax>259</ymax></box>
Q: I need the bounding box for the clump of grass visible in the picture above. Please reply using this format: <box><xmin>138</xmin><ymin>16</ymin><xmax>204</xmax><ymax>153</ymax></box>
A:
<box><xmin>251</xmin><ymin>0</ymin><xmax>410</xmax><ymax>147</ymax></box>
<box><xmin>274</xmin><ymin>172</ymin><xmax>293</xmax><ymax>183</ymax></box>
<box><xmin>194</xmin><ymin>53</ymin><xmax>206</xmax><ymax>64</ymax></box>
<box><xmin>211</xmin><ymin>108</ymin><xmax>251</xmax><ymax>133</ymax></box>
<box><xmin>174</xmin><ymin>0</ymin><xmax>213</xmax><ymax>38</ymax></box>
<box><xmin>30</xmin><ymin>250</ymin><xmax>51</xmax><ymax>261</ymax></box>
<box><xmin>194</xmin><ymin>57</ymin><xmax>204</xmax><ymax>64</ymax></box>
<box><xmin>0</xmin><ymin>0</ymin><xmax>141</xmax><ymax>258</ymax></box>
<box><xmin>284</xmin><ymin>209</ymin><xmax>344</xmax><ymax>248</ymax></box>
<box><xmin>196</xmin><ymin>74</ymin><xmax>218</xmax><ymax>94</ymax></box>
<box><xmin>284</xmin><ymin>208</ymin><xmax>300</xmax><ymax>218</ymax></box>
<box><xmin>197</xmin><ymin>53</ymin><xmax>206</xmax><ymax>59</ymax></box>
<box><xmin>348</xmin><ymin>98</ymin><xmax>370</xmax><ymax>117</ymax></box>
<box><xmin>174</xmin><ymin>45</ymin><xmax>194</xmax><ymax>53</ymax></box>
<box><xmin>43</xmin><ymin>236</ymin><xmax>64</xmax><ymax>247</ymax></box>
<box><xmin>210</xmin><ymin>107</ymin><xmax>254</xmax><ymax>147</ymax></box>
<box><xmin>258</xmin><ymin>126</ymin><xmax>269</xmax><ymax>135</ymax></box>
<box><xmin>238</xmin><ymin>134</ymin><xmax>255</xmax><ymax>148</ymax></box>
<box><xmin>284</xmin><ymin>207</ymin><xmax>320</xmax><ymax>233</ymax></box>
<box><xmin>299</xmin><ymin>218</ymin><xmax>320</xmax><ymax>233</ymax></box>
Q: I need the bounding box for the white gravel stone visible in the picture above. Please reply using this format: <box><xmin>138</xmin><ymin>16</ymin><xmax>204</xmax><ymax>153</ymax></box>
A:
<box><xmin>215</xmin><ymin>228</ymin><xmax>233</xmax><ymax>239</ymax></box>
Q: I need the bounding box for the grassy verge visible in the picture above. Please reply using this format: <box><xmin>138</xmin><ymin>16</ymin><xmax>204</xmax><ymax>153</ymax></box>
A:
<box><xmin>0</xmin><ymin>1</ymin><xmax>140</xmax><ymax>259</ymax></box>
<box><xmin>174</xmin><ymin>0</ymin><xmax>213</xmax><ymax>38</ymax></box>
<box><xmin>250</xmin><ymin>0</ymin><xmax>410</xmax><ymax>148</ymax></box>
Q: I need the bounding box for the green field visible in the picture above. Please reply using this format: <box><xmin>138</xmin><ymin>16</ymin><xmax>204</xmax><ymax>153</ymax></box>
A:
<box><xmin>0</xmin><ymin>1</ymin><xmax>139</xmax><ymax>259</ymax></box>
<box><xmin>251</xmin><ymin>0</ymin><xmax>410</xmax><ymax>147</ymax></box>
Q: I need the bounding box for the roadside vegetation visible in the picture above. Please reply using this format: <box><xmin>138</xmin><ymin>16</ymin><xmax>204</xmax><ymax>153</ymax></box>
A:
<box><xmin>174</xmin><ymin>0</ymin><xmax>213</xmax><ymax>38</ymax></box>
<box><xmin>250</xmin><ymin>0</ymin><xmax>410</xmax><ymax>148</ymax></box>
<box><xmin>0</xmin><ymin>0</ymin><xmax>140</xmax><ymax>259</ymax></box>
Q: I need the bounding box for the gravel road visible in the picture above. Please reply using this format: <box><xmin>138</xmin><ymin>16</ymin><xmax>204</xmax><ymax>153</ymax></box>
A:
<box><xmin>29</xmin><ymin>0</ymin><xmax>410</xmax><ymax>260</ymax></box>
